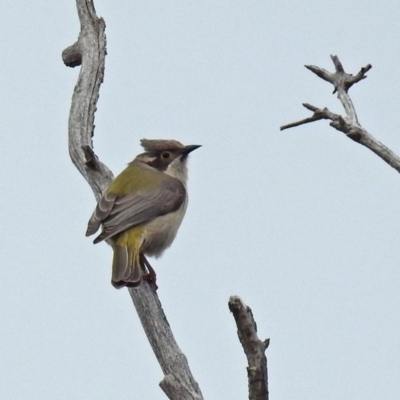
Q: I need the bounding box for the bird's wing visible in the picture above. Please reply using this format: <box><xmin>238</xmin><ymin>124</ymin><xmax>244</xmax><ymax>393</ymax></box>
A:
<box><xmin>86</xmin><ymin>192</ymin><xmax>118</xmax><ymax>237</ymax></box>
<box><xmin>86</xmin><ymin>176</ymin><xmax>186</xmax><ymax>244</ymax></box>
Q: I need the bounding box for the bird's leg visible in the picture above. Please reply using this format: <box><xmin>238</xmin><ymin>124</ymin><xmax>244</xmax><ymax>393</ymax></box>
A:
<box><xmin>139</xmin><ymin>254</ymin><xmax>158</xmax><ymax>290</ymax></box>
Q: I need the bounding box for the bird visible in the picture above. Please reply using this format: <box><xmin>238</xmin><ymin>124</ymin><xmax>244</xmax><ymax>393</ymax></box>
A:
<box><xmin>86</xmin><ymin>139</ymin><xmax>200</xmax><ymax>288</ymax></box>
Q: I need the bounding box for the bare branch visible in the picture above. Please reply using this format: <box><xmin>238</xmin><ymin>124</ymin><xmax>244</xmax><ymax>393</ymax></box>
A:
<box><xmin>131</xmin><ymin>286</ymin><xmax>204</xmax><ymax>400</ymax></box>
<box><xmin>280</xmin><ymin>104</ymin><xmax>332</xmax><ymax>130</ymax></box>
<box><xmin>281</xmin><ymin>55</ymin><xmax>400</xmax><ymax>173</ymax></box>
<box><xmin>63</xmin><ymin>2</ymin><xmax>204</xmax><ymax>399</ymax></box>
<box><xmin>229</xmin><ymin>296</ymin><xmax>269</xmax><ymax>400</ymax></box>
<box><xmin>63</xmin><ymin>0</ymin><xmax>111</xmax><ymax>200</ymax></box>
<box><xmin>304</xmin><ymin>64</ymin><xmax>333</xmax><ymax>85</ymax></box>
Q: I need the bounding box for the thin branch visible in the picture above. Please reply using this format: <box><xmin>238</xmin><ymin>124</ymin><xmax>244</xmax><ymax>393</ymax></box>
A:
<box><xmin>229</xmin><ymin>296</ymin><xmax>269</xmax><ymax>400</ymax></box>
<box><xmin>63</xmin><ymin>2</ymin><xmax>204</xmax><ymax>399</ymax></box>
<box><xmin>280</xmin><ymin>104</ymin><xmax>332</xmax><ymax>130</ymax></box>
<box><xmin>281</xmin><ymin>55</ymin><xmax>400</xmax><ymax>173</ymax></box>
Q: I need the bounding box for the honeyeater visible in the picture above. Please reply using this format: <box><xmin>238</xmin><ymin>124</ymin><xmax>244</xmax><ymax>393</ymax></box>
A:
<box><xmin>86</xmin><ymin>139</ymin><xmax>200</xmax><ymax>288</ymax></box>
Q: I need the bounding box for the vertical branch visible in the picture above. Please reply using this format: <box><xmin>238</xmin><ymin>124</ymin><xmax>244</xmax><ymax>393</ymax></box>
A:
<box><xmin>62</xmin><ymin>0</ymin><xmax>112</xmax><ymax>199</ymax></box>
<box><xmin>229</xmin><ymin>296</ymin><xmax>269</xmax><ymax>400</ymax></box>
<box><xmin>62</xmin><ymin>2</ymin><xmax>204</xmax><ymax>399</ymax></box>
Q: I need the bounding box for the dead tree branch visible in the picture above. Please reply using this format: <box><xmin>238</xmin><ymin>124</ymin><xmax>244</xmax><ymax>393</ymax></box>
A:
<box><xmin>281</xmin><ymin>55</ymin><xmax>400</xmax><ymax>173</ymax></box>
<box><xmin>229</xmin><ymin>296</ymin><xmax>269</xmax><ymax>400</ymax></box>
<box><xmin>62</xmin><ymin>1</ymin><xmax>203</xmax><ymax>399</ymax></box>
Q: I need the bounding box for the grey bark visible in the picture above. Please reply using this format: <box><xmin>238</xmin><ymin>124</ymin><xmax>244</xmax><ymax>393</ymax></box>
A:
<box><xmin>281</xmin><ymin>55</ymin><xmax>400</xmax><ymax>173</ymax></box>
<box><xmin>62</xmin><ymin>1</ymin><xmax>204</xmax><ymax>399</ymax></box>
<box><xmin>229</xmin><ymin>296</ymin><xmax>269</xmax><ymax>400</ymax></box>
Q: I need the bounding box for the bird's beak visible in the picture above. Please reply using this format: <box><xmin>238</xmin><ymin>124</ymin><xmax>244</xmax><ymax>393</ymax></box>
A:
<box><xmin>181</xmin><ymin>144</ymin><xmax>202</xmax><ymax>156</ymax></box>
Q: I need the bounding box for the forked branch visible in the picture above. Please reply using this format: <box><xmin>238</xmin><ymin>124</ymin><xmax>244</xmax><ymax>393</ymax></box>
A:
<box><xmin>281</xmin><ymin>55</ymin><xmax>400</xmax><ymax>173</ymax></box>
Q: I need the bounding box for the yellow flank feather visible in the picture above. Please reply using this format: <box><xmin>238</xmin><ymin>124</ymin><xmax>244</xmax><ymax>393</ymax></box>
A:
<box><xmin>113</xmin><ymin>225</ymin><xmax>145</xmax><ymax>268</ymax></box>
<box><xmin>113</xmin><ymin>225</ymin><xmax>144</xmax><ymax>248</ymax></box>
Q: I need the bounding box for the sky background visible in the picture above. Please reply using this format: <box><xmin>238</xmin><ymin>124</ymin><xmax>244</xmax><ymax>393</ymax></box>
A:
<box><xmin>1</xmin><ymin>1</ymin><xmax>400</xmax><ymax>399</ymax></box>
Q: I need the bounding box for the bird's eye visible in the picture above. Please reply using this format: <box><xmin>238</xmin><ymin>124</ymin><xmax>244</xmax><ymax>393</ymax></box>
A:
<box><xmin>161</xmin><ymin>151</ymin><xmax>171</xmax><ymax>159</ymax></box>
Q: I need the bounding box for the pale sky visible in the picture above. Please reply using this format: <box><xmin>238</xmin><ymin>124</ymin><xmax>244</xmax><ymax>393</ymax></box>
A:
<box><xmin>1</xmin><ymin>1</ymin><xmax>400</xmax><ymax>399</ymax></box>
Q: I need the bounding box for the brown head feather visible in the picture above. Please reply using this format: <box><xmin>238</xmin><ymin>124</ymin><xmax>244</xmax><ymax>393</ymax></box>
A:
<box><xmin>140</xmin><ymin>139</ymin><xmax>184</xmax><ymax>153</ymax></box>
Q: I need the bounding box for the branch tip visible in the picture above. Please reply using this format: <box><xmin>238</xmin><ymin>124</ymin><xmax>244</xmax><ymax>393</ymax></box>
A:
<box><xmin>62</xmin><ymin>41</ymin><xmax>82</xmax><ymax>67</ymax></box>
<box><xmin>330</xmin><ymin>54</ymin><xmax>344</xmax><ymax>73</ymax></box>
<box><xmin>302</xmin><ymin>103</ymin><xmax>318</xmax><ymax>112</ymax></box>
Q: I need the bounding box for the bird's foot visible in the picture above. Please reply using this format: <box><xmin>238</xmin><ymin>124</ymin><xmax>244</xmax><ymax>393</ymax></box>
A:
<box><xmin>140</xmin><ymin>254</ymin><xmax>158</xmax><ymax>290</ymax></box>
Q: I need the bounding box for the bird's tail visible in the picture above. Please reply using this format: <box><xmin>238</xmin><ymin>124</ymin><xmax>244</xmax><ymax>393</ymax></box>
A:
<box><xmin>111</xmin><ymin>244</ymin><xmax>143</xmax><ymax>288</ymax></box>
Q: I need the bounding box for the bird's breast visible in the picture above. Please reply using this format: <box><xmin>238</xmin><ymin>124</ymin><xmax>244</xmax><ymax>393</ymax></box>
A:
<box><xmin>141</xmin><ymin>198</ymin><xmax>188</xmax><ymax>258</ymax></box>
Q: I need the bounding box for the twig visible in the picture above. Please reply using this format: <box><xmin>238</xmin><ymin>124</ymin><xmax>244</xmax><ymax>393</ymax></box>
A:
<box><xmin>229</xmin><ymin>296</ymin><xmax>269</xmax><ymax>400</ymax></box>
<box><xmin>62</xmin><ymin>2</ymin><xmax>204</xmax><ymax>399</ymax></box>
<box><xmin>280</xmin><ymin>104</ymin><xmax>331</xmax><ymax>130</ymax></box>
<box><xmin>281</xmin><ymin>55</ymin><xmax>400</xmax><ymax>173</ymax></box>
